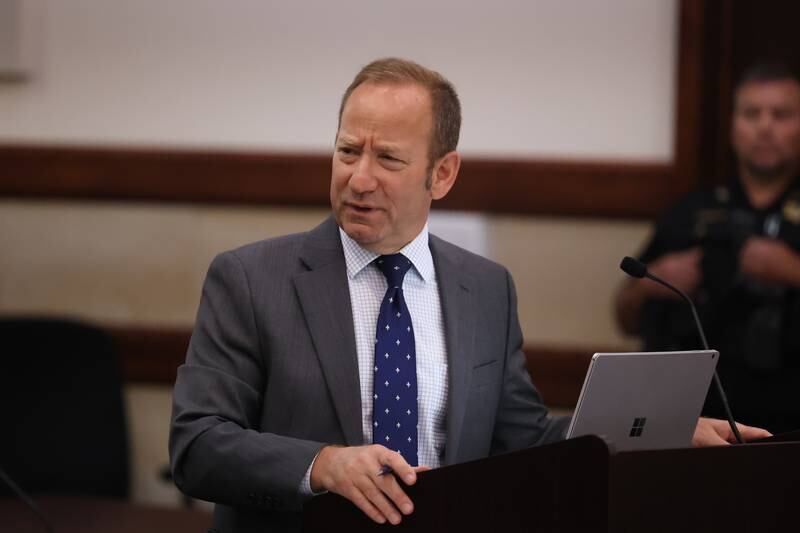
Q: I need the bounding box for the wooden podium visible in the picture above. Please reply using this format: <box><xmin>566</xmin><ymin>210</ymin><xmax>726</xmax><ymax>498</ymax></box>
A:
<box><xmin>304</xmin><ymin>432</ymin><xmax>800</xmax><ymax>532</ymax></box>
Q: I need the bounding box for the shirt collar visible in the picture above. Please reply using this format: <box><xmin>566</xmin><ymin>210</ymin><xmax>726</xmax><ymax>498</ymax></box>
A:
<box><xmin>729</xmin><ymin>173</ymin><xmax>800</xmax><ymax>213</ymax></box>
<box><xmin>339</xmin><ymin>224</ymin><xmax>434</xmax><ymax>283</ymax></box>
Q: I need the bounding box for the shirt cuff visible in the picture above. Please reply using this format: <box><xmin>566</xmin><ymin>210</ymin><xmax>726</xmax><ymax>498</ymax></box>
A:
<box><xmin>299</xmin><ymin>449</ymin><xmax>327</xmax><ymax>497</ymax></box>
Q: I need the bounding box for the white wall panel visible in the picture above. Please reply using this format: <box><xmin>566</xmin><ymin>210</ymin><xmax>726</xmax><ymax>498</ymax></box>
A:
<box><xmin>0</xmin><ymin>0</ymin><xmax>676</xmax><ymax>160</ymax></box>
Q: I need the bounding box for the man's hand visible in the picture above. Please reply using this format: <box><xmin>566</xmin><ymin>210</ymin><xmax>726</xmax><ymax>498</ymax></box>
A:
<box><xmin>692</xmin><ymin>417</ymin><xmax>772</xmax><ymax>447</ymax></box>
<box><xmin>739</xmin><ymin>237</ymin><xmax>800</xmax><ymax>286</ymax></box>
<box><xmin>310</xmin><ymin>445</ymin><xmax>427</xmax><ymax>525</ymax></box>
<box><xmin>646</xmin><ymin>247</ymin><xmax>703</xmax><ymax>299</ymax></box>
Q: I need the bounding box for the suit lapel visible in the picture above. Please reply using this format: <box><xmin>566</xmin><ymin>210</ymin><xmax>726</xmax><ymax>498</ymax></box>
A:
<box><xmin>294</xmin><ymin>218</ymin><xmax>363</xmax><ymax>446</ymax></box>
<box><xmin>431</xmin><ymin>237</ymin><xmax>478</xmax><ymax>465</ymax></box>
<box><xmin>292</xmin><ymin>222</ymin><xmax>481</xmax><ymax>455</ymax></box>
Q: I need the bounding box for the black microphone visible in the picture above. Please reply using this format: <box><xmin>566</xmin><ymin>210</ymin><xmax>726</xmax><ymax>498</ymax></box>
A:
<box><xmin>620</xmin><ymin>256</ymin><xmax>743</xmax><ymax>444</ymax></box>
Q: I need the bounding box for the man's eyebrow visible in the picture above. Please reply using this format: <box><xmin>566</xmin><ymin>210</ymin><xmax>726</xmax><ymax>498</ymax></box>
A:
<box><xmin>335</xmin><ymin>137</ymin><xmax>405</xmax><ymax>155</ymax></box>
<box><xmin>374</xmin><ymin>143</ymin><xmax>404</xmax><ymax>153</ymax></box>
<box><xmin>336</xmin><ymin>137</ymin><xmax>361</xmax><ymax>147</ymax></box>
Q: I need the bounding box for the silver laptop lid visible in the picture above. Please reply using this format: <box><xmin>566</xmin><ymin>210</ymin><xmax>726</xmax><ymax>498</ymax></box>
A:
<box><xmin>565</xmin><ymin>350</ymin><xmax>718</xmax><ymax>451</ymax></box>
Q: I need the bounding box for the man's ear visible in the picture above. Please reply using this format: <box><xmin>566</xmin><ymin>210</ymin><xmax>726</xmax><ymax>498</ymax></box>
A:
<box><xmin>430</xmin><ymin>151</ymin><xmax>461</xmax><ymax>200</ymax></box>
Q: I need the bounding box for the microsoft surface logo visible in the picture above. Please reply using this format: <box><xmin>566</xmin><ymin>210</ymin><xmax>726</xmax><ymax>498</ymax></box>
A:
<box><xmin>629</xmin><ymin>417</ymin><xmax>647</xmax><ymax>437</ymax></box>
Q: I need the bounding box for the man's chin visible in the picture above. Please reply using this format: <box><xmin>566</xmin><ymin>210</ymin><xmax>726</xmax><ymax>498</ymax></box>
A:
<box><xmin>341</xmin><ymin>221</ymin><xmax>380</xmax><ymax>247</ymax></box>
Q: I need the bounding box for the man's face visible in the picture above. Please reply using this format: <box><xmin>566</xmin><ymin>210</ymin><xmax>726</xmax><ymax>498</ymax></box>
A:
<box><xmin>731</xmin><ymin>79</ymin><xmax>800</xmax><ymax>181</ymax></box>
<box><xmin>331</xmin><ymin>82</ymin><xmax>437</xmax><ymax>254</ymax></box>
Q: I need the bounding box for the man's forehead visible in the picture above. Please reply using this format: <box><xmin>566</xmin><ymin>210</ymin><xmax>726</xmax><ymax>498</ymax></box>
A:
<box><xmin>342</xmin><ymin>82</ymin><xmax>432</xmax><ymax>117</ymax></box>
<box><xmin>337</xmin><ymin>82</ymin><xmax>433</xmax><ymax>144</ymax></box>
<box><xmin>736</xmin><ymin>79</ymin><xmax>800</xmax><ymax>106</ymax></box>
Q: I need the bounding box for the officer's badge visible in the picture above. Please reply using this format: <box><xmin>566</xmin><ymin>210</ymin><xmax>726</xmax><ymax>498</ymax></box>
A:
<box><xmin>782</xmin><ymin>197</ymin><xmax>800</xmax><ymax>225</ymax></box>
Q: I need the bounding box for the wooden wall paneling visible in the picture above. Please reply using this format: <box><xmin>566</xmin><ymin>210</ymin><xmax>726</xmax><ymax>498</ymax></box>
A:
<box><xmin>709</xmin><ymin>0</ymin><xmax>736</xmax><ymax>185</ymax></box>
<box><xmin>111</xmin><ymin>325</ymin><xmax>191</xmax><ymax>385</ymax></box>
<box><xmin>0</xmin><ymin>145</ymin><xmax>678</xmax><ymax>218</ymax></box>
<box><xmin>0</xmin><ymin>146</ymin><xmax>333</xmax><ymax>206</ymax></box>
<box><xmin>692</xmin><ymin>0</ymin><xmax>735</xmax><ymax>186</ymax></box>
<box><xmin>672</xmin><ymin>0</ymin><xmax>704</xmax><ymax>186</ymax></box>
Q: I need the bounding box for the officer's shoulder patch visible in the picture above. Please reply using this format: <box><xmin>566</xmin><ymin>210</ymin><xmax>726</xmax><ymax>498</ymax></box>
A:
<box><xmin>782</xmin><ymin>195</ymin><xmax>800</xmax><ymax>224</ymax></box>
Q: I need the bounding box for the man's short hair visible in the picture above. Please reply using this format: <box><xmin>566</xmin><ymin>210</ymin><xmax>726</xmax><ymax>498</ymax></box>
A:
<box><xmin>735</xmin><ymin>59</ymin><xmax>800</xmax><ymax>94</ymax></box>
<box><xmin>338</xmin><ymin>57</ymin><xmax>461</xmax><ymax>164</ymax></box>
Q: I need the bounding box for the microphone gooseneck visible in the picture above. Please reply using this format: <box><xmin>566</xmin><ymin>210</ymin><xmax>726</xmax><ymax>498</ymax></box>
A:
<box><xmin>0</xmin><ymin>466</ymin><xmax>55</xmax><ymax>533</ymax></box>
<box><xmin>620</xmin><ymin>256</ymin><xmax>744</xmax><ymax>444</ymax></box>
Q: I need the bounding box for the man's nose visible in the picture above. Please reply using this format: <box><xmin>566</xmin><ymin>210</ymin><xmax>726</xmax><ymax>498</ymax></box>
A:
<box><xmin>349</xmin><ymin>156</ymin><xmax>378</xmax><ymax>194</ymax></box>
<box><xmin>756</xmin><ymin>111</ymin><xmax>775</xmax><ymax>131</ymax></box>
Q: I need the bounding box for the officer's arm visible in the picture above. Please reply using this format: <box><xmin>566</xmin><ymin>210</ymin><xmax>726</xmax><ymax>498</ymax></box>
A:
<box><xmin>740</xmin><ymin>237</ymin><xmax>800</xmax><ymax>287</ymax></box>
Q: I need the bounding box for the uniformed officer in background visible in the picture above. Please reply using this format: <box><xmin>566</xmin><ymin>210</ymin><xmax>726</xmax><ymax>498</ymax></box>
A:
<box><xmin>616</xmin><ymin>60</ymin><xmax>800</xmax><ymax>434</ymax></box>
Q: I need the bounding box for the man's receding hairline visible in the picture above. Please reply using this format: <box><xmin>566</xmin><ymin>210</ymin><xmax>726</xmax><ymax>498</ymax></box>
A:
<box><xmin>735</xmin><ymin>78</ymin><xmax>800</xmax><ymax>107</ymax></box>
<box><xmin>338</xmin><ymin>80</ymin><xmax>435</xmax><ymax>124</ymax></box>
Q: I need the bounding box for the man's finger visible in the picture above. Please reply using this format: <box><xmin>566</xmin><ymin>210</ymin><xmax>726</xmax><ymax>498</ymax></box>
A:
<box><xmin>736</xmin><ymin>422</ymin><xmax>772</xmax><ymax>442</ymax></box>
<box><xmin>360</xmin><ymin>478</ymin><xmax>402</xmax><ymax>525</ymax></box>
<box><xmin>375</xmin><ymin>468</ymin><xmax>414</xmax><ymax>515</ymax></box>
<box><xmin>380</xmin><ymin>450</ymin><xmax>417</xmax><ymax>486</ymax></box>
<box><xmin>346</xmin><ymin>485</ymin><xmax>389</xmax><ymax>525</ymax></box>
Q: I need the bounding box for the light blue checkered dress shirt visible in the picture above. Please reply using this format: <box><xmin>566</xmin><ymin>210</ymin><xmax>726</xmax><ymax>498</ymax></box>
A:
<box><xmin>300</xmin><ymin>224</ymin><xmax>449</xmax><ymax>494</ymax></box>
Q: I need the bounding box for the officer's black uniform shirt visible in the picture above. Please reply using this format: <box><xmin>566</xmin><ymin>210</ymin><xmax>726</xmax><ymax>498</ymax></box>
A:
<box><xmin>637</xmin><ymin>175</ymin><xmax>800</xmax><ymax>433</ymax></box>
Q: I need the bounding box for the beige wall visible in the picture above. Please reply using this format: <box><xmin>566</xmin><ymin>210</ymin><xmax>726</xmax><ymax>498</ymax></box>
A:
<box><xmin>0</xmin><ymin>0</ymin><xmax>666</xmax><ymax>507</ymax></box>
<box><xmin>0</xmin><ymin>200</ymin><xmax>650</xmax><ymax>344</ymax></box>
<box><xmin>0</xmin><ymin>201</ymin><xmax>328</xmax><ymax>325</ymax></box>
<box><xmin>492</xmin><ymin>216</ymin><xmax>649</xmax><ymax>347</ymax></box>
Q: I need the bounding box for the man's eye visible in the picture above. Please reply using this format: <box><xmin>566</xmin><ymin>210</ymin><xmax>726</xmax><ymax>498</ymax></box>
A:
<box><xmin>380</xmin><ymin>154</ymin><xmax>405</xmax><ymax>166</ymax></box>
<box><xmin>740</xmin><ymin>108</ymin><xmax>759</xmax><ymax>120</ymax></box>
<box><xmin>338</xmin><ymin>147</ymin><xmax>359</xmax><ymax>158</ymax></box>
<box><xmin>773</xmin><ymin>109</ymin><xmax>797</xmax><ymax>121</ymax></box>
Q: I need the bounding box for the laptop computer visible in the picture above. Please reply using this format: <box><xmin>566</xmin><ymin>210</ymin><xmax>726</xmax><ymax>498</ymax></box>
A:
<box><xmin>565</xmin><ymin>350</ymin><xmax>718</xmax><ymax>451</ymax></box>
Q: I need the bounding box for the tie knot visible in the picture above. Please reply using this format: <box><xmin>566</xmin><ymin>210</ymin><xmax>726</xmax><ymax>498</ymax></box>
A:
<box><xmin>376</xmin><ymin>254</ymin><xmax>412</xmax><ymax>289</ymax></box>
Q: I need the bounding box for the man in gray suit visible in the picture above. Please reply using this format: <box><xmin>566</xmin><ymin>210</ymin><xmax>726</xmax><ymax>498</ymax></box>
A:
<box><xmin>169</xmin><ymin>58</ymin><xmax>766</xmax><ymax>532</ymax></box>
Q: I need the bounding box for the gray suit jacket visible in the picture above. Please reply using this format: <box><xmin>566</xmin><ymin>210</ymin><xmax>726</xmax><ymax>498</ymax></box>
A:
<box><xmin>169</xmin><ymin>217</ymin><xmax>567</xmax><ymax>533</ymax></box>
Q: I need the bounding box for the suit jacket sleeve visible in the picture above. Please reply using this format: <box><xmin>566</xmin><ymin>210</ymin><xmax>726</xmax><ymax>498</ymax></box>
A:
<box><xmin>490</xmin><ymin>269</ymin><xmax>570</xmax><ymax>453</ymax></box>
<box><xmin>169</xmin><ymin>250</ymin><xmax>325</xmax><ymax>512</ymax></box>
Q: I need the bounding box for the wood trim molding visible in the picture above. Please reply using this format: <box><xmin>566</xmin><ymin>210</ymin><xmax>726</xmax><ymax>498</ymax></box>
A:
<box><xmin>110</xmin><ymin>325</ymin><xmax>191</xmax><ymax>385</ymax></box>
<box><xmin>0</xmin><ymin>145</ymin><xmax>673</xmax><ymax>218</ymax></box>
<box><xmin>523</xmin><ymin>346</ymin><xmax>596</xmax><ymax>409</ymax></box>
<box><xmin>446</xmin><ymin>159</ymin><xmax>674</xmax><ymax>218</ymax></box>
<box><xmin>0</xmin><ymin>147</ymin><xmax>333</xmax><ymax>207</ymax></box>
<box><xmin>673</xmin><ymin>0</ymin><xmax>704</xmax><ymax>183</ymax></box>
<box><xmin>0</xmin><ymin>0</ymin><xmax>709</xmax><ymax>219</ymax></box>
<box><xmin>110</xmin><ymin>325</ymin><xmax>611</xmax><ymax>409</ymax></box>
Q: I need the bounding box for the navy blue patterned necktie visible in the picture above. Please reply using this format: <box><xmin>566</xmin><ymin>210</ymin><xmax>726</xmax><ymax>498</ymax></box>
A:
<box><xmin>372</xmin><ymin>254</ymin><xmax>418</xmax><ymax>466</ymax></box>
